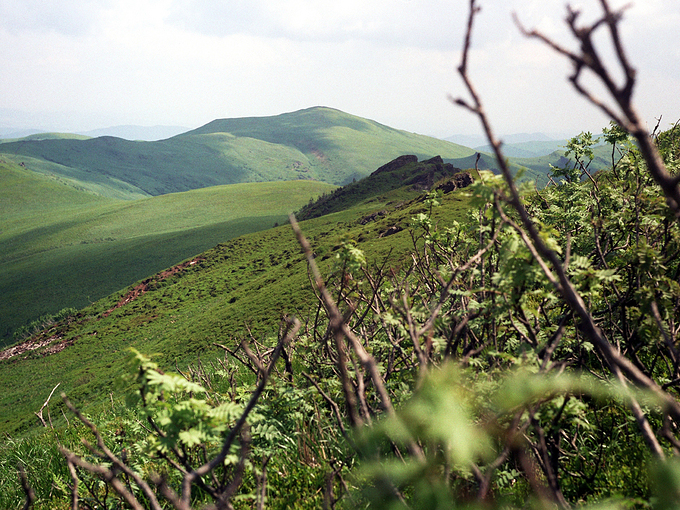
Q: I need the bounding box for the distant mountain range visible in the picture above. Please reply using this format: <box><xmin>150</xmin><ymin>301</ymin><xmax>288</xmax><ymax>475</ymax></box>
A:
<box><xmin>77</xmin><ymin>125</ymin><xmax>192</xmax><ymax>141</ymax></box>
<box><xmin>445</xmin><ymin>132</ymin><xmax>550</xmax><ymax>146</ymax></box>
<box><xmin>0</xmin><ymin>107</ymin><xmax>475</xmax><ymax>196</ymax></box>
<box><xmin>0</xmin><ymin>125</ymin><xmax>191</xmax><ymax>142</ymax></box>
<box><xmin>5</xmin><ymin>125</ymin><xmax>564</xmax><ymax>149</ymax></box>
<box><xmin>445</xmin><ymin>132</ymin><xmax>568</xmax><ymax>158</ymax></box>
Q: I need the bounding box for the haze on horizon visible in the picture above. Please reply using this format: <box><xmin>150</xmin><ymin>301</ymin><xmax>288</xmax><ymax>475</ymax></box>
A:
<box><xmin>1</xmin><ymin>0</ymin><xmax>678</xmax><ymax>140</ymax></box>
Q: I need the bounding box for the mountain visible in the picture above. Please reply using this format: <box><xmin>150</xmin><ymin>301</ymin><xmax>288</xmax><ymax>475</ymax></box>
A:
<box><xmin>445</xmin><ymin>132</ymin><xmax>563</xmax><ymax>158</ymax></box>
<box><xmin>444</xmin><ymin>133</ymin><xmax>488</xmax><ymax>147</ymax></box>
<box><xmin>78</xmin><ymin>125</ymin><xmax>191</xmax><ymax>141</ymax></box>
<box><xmin>0</xmin><ymin>107</ymin><xmax>474</xmax><ymax>197</ymax></box>
<box><xmin>474</xmin><ymin>139</ymin><xmax>567</xmax><ymax>158</ymax></box>
<box><xmin>0</xmin><ymin>126</ymin><xmax>191</xmax><ymax>141</ymax></box>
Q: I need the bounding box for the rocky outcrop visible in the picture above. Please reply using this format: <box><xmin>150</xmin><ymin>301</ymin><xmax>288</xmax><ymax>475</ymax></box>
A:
<box><xmin>378</xmin><ymin>225</ymin><xmax>403</xmax><ymax>238</ymax></box>
<box><xmin>358</xmin><ymin>210</ymin><xmax>388</xmax><ymax>225</ymax></box>
<box><xmin>435</xmin><ymin>171</ymin><xmax>474</xmax><ymax>193</ymax></box>
<box><xmin>371</xmin><ymin>155</ymin><xmax>418</xmax><ymax>175</ymax></box>
<box><xmin>404</xmin><ymin>156</ymin><xmax>464</xmax><ymax>190</ymax></box>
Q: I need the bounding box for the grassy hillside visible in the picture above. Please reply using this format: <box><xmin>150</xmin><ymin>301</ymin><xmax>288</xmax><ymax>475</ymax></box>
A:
<box><xmin>0</xmin><ymin>107</ymin><xmax>475</xmax><ymax>196</ymax></box>
<box><xmin>0</xmin><ymin>168</ymin><xmax>474</xmax><ymax>435</ymax></box>
<box><xmin>0</xmin><ymin>153</ymin><xmax>151</xmax><ymax>199</ymax></box>
<box><xmin>187</xmin><ymin>107</ymin><xmax>477</xmax><ymax>184</ymax></box>
<box><xmin>0</xmin><ymin>159</ymin><xmax>335</xmax><ymax>345</ymax></box>
<box><xmin>297</xmin><ymin>155</ymin><xmax>472</xmax><ymax>220</ymax></box>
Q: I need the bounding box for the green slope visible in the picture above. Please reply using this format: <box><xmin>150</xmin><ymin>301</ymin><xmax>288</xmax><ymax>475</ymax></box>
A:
<box><xmin>0</xmin><ymin>171</ymin><xmax>473</xmax><ymax>434</ymax></box>
<box><xmin>0</xmin><ymin>153</ymin><xmax>151</xmax><ymax>199</ymax></box>
<box><xmin>0</xmin><ymin>107</ymin><xmax>475</xmax><ymax>196</ymax></box>
<box><xmin>297</xmin><ymin>155</ymin><xmax>473</xmax><ymax>220</ymax></box>
<box><xmin>0</xmin><ymin>159</ymin><xmax>335</xmax><ymax>344</ymax></box>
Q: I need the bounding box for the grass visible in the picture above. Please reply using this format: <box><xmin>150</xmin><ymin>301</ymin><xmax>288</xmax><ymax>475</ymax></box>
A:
<box><xmin>0</xmin><ymin>159</ymin><xmax>336</xmax><ymax>344</ymax></box>
<box><xmin>0</xmin><ymin>180</ymin><xmax>474</xmax><ymax>436</ymax></box>
<box><xmin>0</xmin><ymin>153</ymin><xmax>150</xmax><ymax>199</ymax></box>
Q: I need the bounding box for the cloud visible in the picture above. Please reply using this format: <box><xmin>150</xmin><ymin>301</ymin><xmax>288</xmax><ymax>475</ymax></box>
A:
<box><xmin>0</xmin><ymin>0</ymin><xmax>677</xmax><ymax>137</ymax></box>
<box><xmin>167</xmin><ymin>0</ymin><xmax>463</xmax><ymax>49</ymax></box>
<box><xmin>0</xmin><ymin>0</ymin><xmax>110</xmax><ymax>35</ymax></box>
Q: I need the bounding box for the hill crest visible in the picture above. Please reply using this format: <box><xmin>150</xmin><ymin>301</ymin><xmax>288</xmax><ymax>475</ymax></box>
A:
<box><xmin>0</xmin><ymin>107</ymin><xmax>475</xmax><ymax>195</ymax></box>
<box><xmin>296</xmin><ymin>154</ymin><xmax>473</xmax><ymax>220</ymax></box>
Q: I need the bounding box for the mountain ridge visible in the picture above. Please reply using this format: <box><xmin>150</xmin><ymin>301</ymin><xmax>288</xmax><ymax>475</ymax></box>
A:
<box><xmin>0</xmin><ymin>107</ymin><xmax>475</xmax><ymax>197</ymax></box>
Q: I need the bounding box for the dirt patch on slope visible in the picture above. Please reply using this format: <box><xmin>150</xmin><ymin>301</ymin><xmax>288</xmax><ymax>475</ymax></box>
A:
<box><xmin>103</xmin><ymin>256</ymin><xmax>204</xmax><ymax>317</ymax></box>
<box><xmin>0</xmin><ymin>332</ymin><xmax>74</xmax><ymax>361</ymax></box>
<box><xmin>0</xmin><ymin>256</ymin><xmax>204</xmax><ymax>361</ymax></box>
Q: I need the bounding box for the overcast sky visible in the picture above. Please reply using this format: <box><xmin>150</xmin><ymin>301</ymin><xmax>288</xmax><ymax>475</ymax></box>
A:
<box><xmin>1</xmin><ymin>0</ymin><xmax>678</xmax><ymax>139</ymax></box>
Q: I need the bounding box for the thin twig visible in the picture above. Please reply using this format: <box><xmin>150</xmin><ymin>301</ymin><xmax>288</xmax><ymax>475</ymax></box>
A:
<box><xmin>35</xmin><ymin>382</ymin><xmax>60</xmax><ymax>428</ymax></box>
<box><xmin>18</xmin><ymin>463</ymin><xmax>36</xmax><ymax>510</ymax></box>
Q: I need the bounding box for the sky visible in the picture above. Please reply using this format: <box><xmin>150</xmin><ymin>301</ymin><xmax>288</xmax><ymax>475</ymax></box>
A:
<box><xmin>0</xmin><ymin>0</ymin><xmax>678</xmax><ymax>139</ymax></box>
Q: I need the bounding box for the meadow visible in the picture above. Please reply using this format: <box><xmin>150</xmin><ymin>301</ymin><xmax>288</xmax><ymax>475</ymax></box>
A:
<box><xmin>0</xmin><ymin>156</ymin><xmax>472</xmax><ymax>434</ymax></box>
<box><xmin>0</xmin><ymin>158</ymin><xmax>335</xmax><ymax>344</ymax></box>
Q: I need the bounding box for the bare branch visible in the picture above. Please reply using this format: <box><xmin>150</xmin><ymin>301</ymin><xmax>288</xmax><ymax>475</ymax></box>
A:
<box><xmin>514</xmin><ymin>0</ymin><xmax>680</xmax><ymax>219</ymax></box>
<box><xmin>35</xmin><ymin>382</ymin><xmax>60</xmax><ymax>428</ymax></box>
<box><xmin>612</xmin><ymin>364</ymin><xmax>665</xmax><ymax>458</ymax></box>
<box><xmin>456</xmin><ymin>0</ymin><xmax>680</xmax><ymax>436</ymax></box>
<box><xmin>302</xmin><ymin>372</ymin><xmax>349</xmax><ymax>438</ymax></box>
<box><xmin>18</xmin><ymin>463</ymin><xmax>35</xmax><ymax>510</ymax></box>
<box><xmin>181</xmin><ymin>316</ymin><xmax>300</xmax><ymax>506</ymax></box>
<box><xmin>59</xmin><ymin>446</ymin><xmax>147</xmax><ymax>510</ymax></box>
<box><xmin>65</xmin><ymin>459</ymin><xmax>79</xmax><ymax>510</ymax></box>
<box><xmin>60</xmin><ymin>395</ymin><xmax>164</xmax><ymax>510</ymax></box>
<box><xmin>290</xmin><ymin>214</ymin><xmax>425</xmax><ymax>461</ymax></box>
